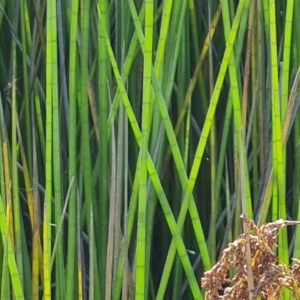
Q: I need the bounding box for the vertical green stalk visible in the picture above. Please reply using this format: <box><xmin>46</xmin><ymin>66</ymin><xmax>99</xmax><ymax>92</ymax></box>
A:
<box><xmin>89</xmin><ymin>207</ymin><xmax>94</xmax><ymax>300</ymax></box>
<box><xmin>52</xmin><ymin>0</ymin><xmax>63</xmax><ymax>298</ymax></box>
<box><xmin>136</xmin><ymin>0</ymin><xmax>153</xmax><ymax>298</ymax></box>
<box><xmin>0</xmin><ymin>192</ymin><xmax>24</xmax><ymax>299</ymax></box>
<box><xmin>77</xmin><ymin>198</ymin><xmax>83</xmax><ymax>300</ymax></box>
<box><xmin>293</xmin><ymin>0</ymin><xmax>300</xmax><ymax>259</ymax></box>
<box><xmin>0</xmin><ymin>99</ymin><xmax>10</xmax><ymax>298</ymax></box>
<box><xmin>121</xmin><ymin>100</ymin><xmax>129</xmax><ymax>300</ymax></box>
<box><xmin>188</xmin><ymin>0</ymin><xmax>208</xmax><ymax>114</ymax></box>
<box><xmin>145</xmin><ymin>0</ymin><xmax>174</xmax><ymax>296</ymax></box>
<box><xmin>281</xmin><ymin>0</ymin><xmax>294</xmax><ymax>121</ymax></box>
<box><xmin>114</xmin><ymin>2</ymin><xmax>128</xmax><ymax>290</ymax></box>
<box><xmin>98</xmin><ymin>0</ymin><xmax>109</xmax><ymax>297</ymax></box>
<box><xmin>113</xmin><ymin>7</ymin><xmax>128</xmax><ymax>285</ymax></box>
<box><xmin>31</xmin><ymin>106</ymin><xmax>40</xmax><ymax>300</ymax></box>
<box><xmin>105</xmin><ymin>114</ymin><xmax>116</xmax><ymax>300</ymax></box>
<box><xmin>19</xmin><ymin>0</ymin><xmax>32</xmax><ymax>176</ymax></box>
<box><xmin>271</xmin><ymin>1</ymin><xmax>290</xmax><ymax>296</ymax></box>
<box><xmin>1</xmin><ymin>222</ymin><xmax>9</xmax><ymax>300</ymax></box>
<box><xmin>65</xmin><ymin>0</ymin><xmax>79</xmax><ymax>298</ymax></box>
<box><xmin>250</xmin><ymin>4</ymin><xmax>259</xmax><ymax>207</ymax></box>
<box><xmin>280</xmin><ymin>7</ymin><xmax>294</xmax><ymax>279</ymax></box>
<box><xmin>45</xmin><ymin>0</ymin><xmax>57</xmax><ymax>297</ymax></box>
<box><xmin>78</xmin><ymin>0</ymin><xmax>95</xmax><ymax>299</ymax></box>
<box><xmin>269</xmin><ymin>0</ymin><xmax>288</xmax><ymax>270</ymax></box>
<box><xmin>208</xmin><ymin>1</ymin><xmax>217</xmax><ymax>265</ymax></box>
<box><xmin>11</xmin><ymin>14</ymin><xmax>23</xmax><ymax>291</ymax></box>
<box><xmin>78</xmin><ymin>0</ymin><xmax>93</xmax><ymax>232</ymax></box>
<box><xmin>256</xmin><ymin>0</ymin><xmax>266</xmax><ymax>180</ymax></box>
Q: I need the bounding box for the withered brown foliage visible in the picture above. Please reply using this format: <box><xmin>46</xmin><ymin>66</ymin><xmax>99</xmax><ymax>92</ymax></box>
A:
<box><xmin>201</xmin><ymin>216</ymin><xmax>300</xmax><ymax>299</ymax></box>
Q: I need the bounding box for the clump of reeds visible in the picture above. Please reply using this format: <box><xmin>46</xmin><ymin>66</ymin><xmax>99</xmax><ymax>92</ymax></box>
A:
<box><xmin>201</xmin><ymin>216</ymin><xmax>300</xmax><ymax>299</ymax></box>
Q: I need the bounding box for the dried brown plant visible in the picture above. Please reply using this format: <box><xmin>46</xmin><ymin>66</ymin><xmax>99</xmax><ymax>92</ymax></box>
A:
<box><xmin>201</xmin><ymin>216</ymin><xmax>300</xmax><ymax>299</ymax></box>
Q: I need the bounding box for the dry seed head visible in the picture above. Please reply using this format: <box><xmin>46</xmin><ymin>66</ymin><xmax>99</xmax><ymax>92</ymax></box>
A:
<box><xmin>201</xmin><ymin>217</ymin><xmax>300</xmax><ymax>299</ymax></box>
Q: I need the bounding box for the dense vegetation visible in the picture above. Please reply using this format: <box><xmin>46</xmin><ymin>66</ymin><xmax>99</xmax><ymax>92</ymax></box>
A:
<box><xmin>0</xmin><ymin>0</ymin><xmax>300</xmax><ymax>299</ymax></box>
